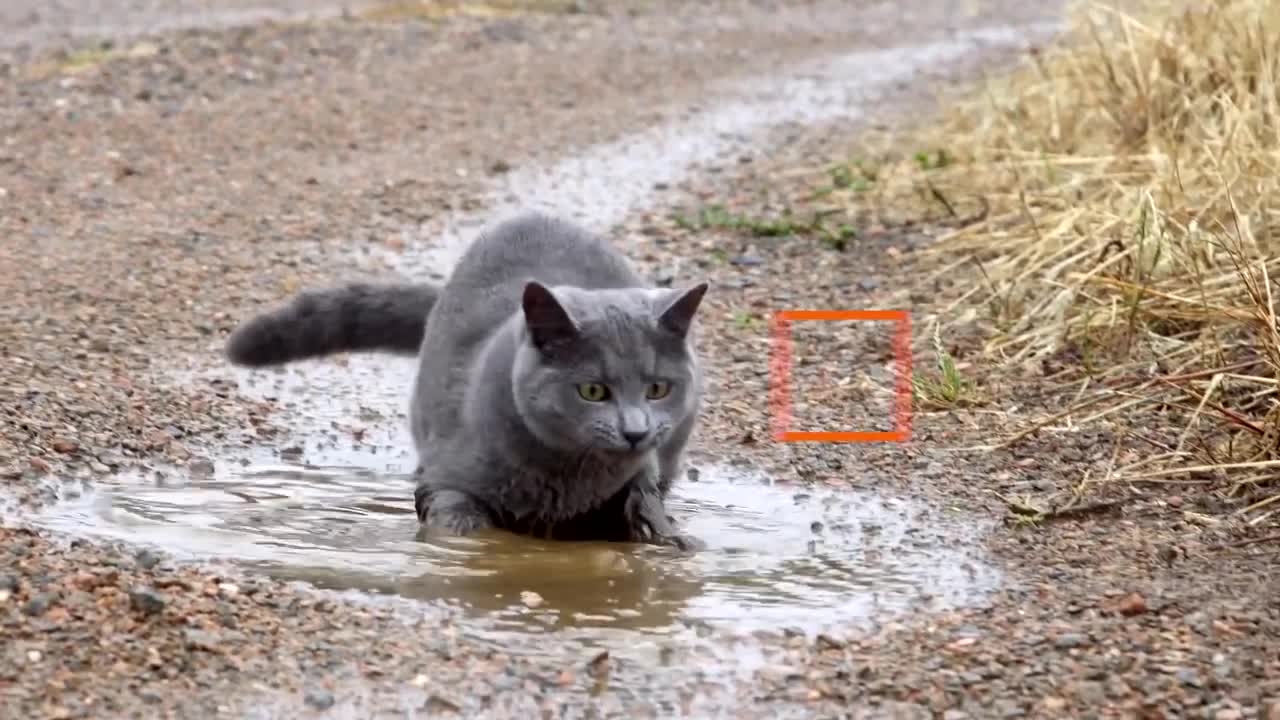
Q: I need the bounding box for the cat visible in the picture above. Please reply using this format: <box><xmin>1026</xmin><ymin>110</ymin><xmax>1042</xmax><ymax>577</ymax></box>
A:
<box><xmin>226</xmin><ymin>212</ymin><xmax>708</xmax><ymax>549</ymax></box>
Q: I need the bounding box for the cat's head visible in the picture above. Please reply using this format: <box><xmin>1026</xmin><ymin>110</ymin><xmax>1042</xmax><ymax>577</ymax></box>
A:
<box><xmin>511</xmin><ymin>280</ymin><xmax>708</xmax><ymax>458</ymax></box>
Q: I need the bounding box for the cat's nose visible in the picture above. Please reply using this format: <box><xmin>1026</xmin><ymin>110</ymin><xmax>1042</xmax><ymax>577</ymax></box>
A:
<box><xmin>622</xmin><ymin>430</ymin><xmax>649</xmax><ymax>448</ymax></box>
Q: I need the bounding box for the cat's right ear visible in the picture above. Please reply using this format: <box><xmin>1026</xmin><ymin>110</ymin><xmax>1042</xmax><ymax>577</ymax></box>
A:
<box><xmin>522</xmin><ymin>281</ymin><xmax>579</xmax><ymax>351</ymax></box>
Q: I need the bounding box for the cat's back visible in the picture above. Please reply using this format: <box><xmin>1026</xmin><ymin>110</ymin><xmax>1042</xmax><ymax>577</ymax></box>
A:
<box><xmin>432</xmin><ymin>213</ymin><xmax>643</xmax><ymax>338</ymax></box>
<box><xmin>413</xmin><ymin>213</ymin><xmax>646</xmax><ymax>440</ymax></box>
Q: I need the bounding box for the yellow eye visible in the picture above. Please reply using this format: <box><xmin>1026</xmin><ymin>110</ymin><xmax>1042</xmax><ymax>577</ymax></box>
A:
<box><xmin>577</xmin><ymin>383</ymin><xmax>610</xmax><ymax>402</ymax></box>
<box><xmin>645</xmin><ymin>381</ymin><xmax>672</xmax><ymax>400</ymax></box>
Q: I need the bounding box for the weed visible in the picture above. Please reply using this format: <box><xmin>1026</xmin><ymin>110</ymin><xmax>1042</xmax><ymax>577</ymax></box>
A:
<box><xmin>912</xmin><ymin>149</ymin><xmax>951</xmax><ymax>171</ymax></box>
<box><xmin>673</xmin><ymin>204</ymin><xmax>857</xmax><ymax>249</ymax></box>
<box><xmin>912</xmin><ymin>324</ymin><xmax>979</xmax><ymax>409</ymax></box>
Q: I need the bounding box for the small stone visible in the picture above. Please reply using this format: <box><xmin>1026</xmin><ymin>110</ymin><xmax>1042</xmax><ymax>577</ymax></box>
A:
<box><xmin>188</xmin><ymin>458</ymin><xmax>215</xmax><ymax>476</ymax></box>
<box><xmin>183</xmin><ymin>629</ymin><xmax>219</xmax><ymax>651</ymax></box>
<box><xmin>26</xmin><ymin>650</ymin><xmax>42</xmax><ymax>663</ymax></box>
<box><xmin>1042</xmin><ymin>697</ymin><xmax>1067</xmax><ymax>712</ymax></box>
<box><xmin>51</xmin><ymin>438</ymin><xmax>78</xmax><ymax>454</ymax></box>
<box><xmin>129</xmin><ymin>587</ymin><xmax>166</xmax><ymax>615</ymax></box>
<box><xmin>730</xmin><ymin>254</ymin><xmax>762</xmax><ymax>267</ymax></box>
<box><xmin>520</xmin><ymin>591</ymin><xmax>544</xmax><ymax>608</ymax></box>
<box><xmin>1115</xmin><ymin>592</ymin><xmax>1147</xmax><ymax>616</ymax></box>
<box><xmin>1265</xmin><ymin>701</ymin><xmax>1280</xmax><ymax>720</ymax></box>
<box><xmin>24</xmin><ymin>592</ymin><xmax>57</xmax><ymax>616</ymax></box>
<box><xmin>1053</xmin><ymin>633</ymin><xmax>1088</xmax><ymax>649</ymax></box>
<box><xmin>304</xmin><ymin>689</ymin><xmax>335</xmax><ymax>710</ymax></box>
<box><xmin>1215</xmin><ymin>709</ymin><xmax>1243</xmax><ymax>720</ymax></box>
<box><xmin>0</xmin><ymin>575</ymin><xmax>17</xmax><ymax>592</ymax></box>
<box><xmin>218</xmin><ymin>582</ymin><xmax>239</xmax><ymax>598</ymax></box>
<box><xmin>134</xmin><ymin>549</ymin><xmax>161</xmax><ymax>569</ymax></box>
<box><xmin>1075</xmin><ymin>681</ymin><xmax>1106</xmax><ymax>705</ymax></box>
<box><xmin>1176</xmin><ymin>667</ymin><xmax>1203</xmax><ymax>689</ymax></box>
<box><xmin>29</xmin><ymin>457</ymin><xmax>52</xmax><ymax>474</ymax></box>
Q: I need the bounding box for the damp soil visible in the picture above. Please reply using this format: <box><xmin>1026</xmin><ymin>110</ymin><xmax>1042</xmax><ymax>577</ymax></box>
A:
<box><xmin>13</xmin><ymin>1</ymin><xmax>1273</xmax><ymax>719</ymax></box>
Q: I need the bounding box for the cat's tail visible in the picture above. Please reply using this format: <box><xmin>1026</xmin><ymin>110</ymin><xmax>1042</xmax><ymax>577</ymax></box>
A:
<box><xmin>225</xmin><ymin>282</ymin><xmax>439</xmax><ymax>367</ymax></box>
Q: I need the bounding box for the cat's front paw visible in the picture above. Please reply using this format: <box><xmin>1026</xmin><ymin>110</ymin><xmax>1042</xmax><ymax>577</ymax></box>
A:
<box><xmin>414</xmin><ymin>485</ymin><xmax>495</xmax><ymax>536</ymax></box>
<box><xmin>624</xmin><ymin>487</ymin><xmax>699</xmax><ymax>551</ymax></box>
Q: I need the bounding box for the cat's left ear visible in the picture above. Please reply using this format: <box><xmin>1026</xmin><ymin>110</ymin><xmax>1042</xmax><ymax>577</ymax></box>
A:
<box><xmin>657</xmin><ymin>282</ymin><xmax>709</xmax><ymax>338</ymax></box>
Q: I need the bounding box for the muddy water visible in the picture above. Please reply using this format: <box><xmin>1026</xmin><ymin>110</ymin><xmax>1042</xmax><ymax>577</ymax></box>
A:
<box><xmin>31</xmin><ymin>455</ymin><xmax>999</xmax><ymax>670</ymax></box>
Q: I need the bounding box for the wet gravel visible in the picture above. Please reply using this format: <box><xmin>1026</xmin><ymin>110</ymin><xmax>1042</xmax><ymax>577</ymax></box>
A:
<box><xmin>2</xmin><ymin>0</ymin><xmax>1277</xmax><ymax>717</ymax></box>
<box><xmin>641</xmin><ymin>118</ymin><xmax>1280</xmax><ymax>717</ymax></box>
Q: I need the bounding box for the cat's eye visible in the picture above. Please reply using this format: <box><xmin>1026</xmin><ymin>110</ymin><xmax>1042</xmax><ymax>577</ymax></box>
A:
<box><xmin>645</xmin><ymin>381</ymin><xmax>672</xmax><ymax>400</ymax></box>
<box><xmin>577</xmin><ymin>383</ymin><xmax>611</xmax><ymax>402</ymax></box>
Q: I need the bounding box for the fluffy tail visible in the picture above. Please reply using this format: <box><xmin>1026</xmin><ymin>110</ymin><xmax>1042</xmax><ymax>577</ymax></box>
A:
<box><xmin>225</xmin><ymin>282</ymin><xmax>439</xmax><ymax>367</ymax></box>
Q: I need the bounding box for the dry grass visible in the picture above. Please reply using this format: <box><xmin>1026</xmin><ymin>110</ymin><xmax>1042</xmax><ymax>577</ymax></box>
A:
<box><xmin>819</xmin><ymin>0</ymin><xmax>1280</xmax><ymax>524</ymax></box>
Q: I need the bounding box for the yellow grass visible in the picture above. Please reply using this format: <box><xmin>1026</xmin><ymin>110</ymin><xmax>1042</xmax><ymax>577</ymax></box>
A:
<box><xmin>831</xmin><ymin>0</ymin><xmax>1280</xmax><ymax>515</ymax></box>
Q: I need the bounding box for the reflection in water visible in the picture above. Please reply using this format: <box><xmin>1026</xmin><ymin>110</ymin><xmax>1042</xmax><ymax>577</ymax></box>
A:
<box><xmin>30</xmin><ymin>461</ymin><xmax>1000</xmax><ymax>646</ymax></box>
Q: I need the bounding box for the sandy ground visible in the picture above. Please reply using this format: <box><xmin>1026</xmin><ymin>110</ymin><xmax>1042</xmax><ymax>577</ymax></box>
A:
<box><xmin>2</xmin><ymin>0</ymin><xmax>1277</xmax><ymax>718</ymax></box>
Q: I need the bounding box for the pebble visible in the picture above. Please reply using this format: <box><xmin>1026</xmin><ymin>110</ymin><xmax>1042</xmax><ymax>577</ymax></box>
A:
<box><xmin>304</xmin><ymin>689</ymin><xmax>335</xmax><ymax>710</ymax></box>
<box><xmin>1177</xmin><ymin>667</ymin><xmax>1204</xmax><ymax>689</ymax></box>
<box><xmin>129</xmin><ymin>587</ymin><xmax>167</xmax><ymax>615</ymax></box>
<box><xmin>183</xmin><ymin>629</ymin><xmax>220</xmax><ymax>652</ymax></box>
<box><xmin>730</xmin><ymin>254</ymin><xmax>763</xmax><ymax>266</ymax></box>
<box><xmin>1053</xmin><ymin>633</ymin><xmax>1088</xmax><ymax>649</ymax></box>
<box><xmin>520</xmin><ymin>591</ymin><xmax>544</xmax><ymax>608</ymax></box>
<box><xmin>188</xmin><ymin>458</ymin><xmax>215</xmax><ymax>476</ymax></box>
<box><xmin>218</xmin><ymin>582</ymin><xmax>239</xmax><ymax>598</ymax></box>
<box><xmin>135</xmin><ymin>549</ymin><xmax>161</xmax><ymax>569</ymax></box>
<box><xmin>1115</xmin><ymin>592</ymin><xmax>1147</xmax><ymax>616</ymax></box>
<box><xmin>24</xmin><ymin>592</ymin><xmax>58</xmax><ymax>616</ymax></box>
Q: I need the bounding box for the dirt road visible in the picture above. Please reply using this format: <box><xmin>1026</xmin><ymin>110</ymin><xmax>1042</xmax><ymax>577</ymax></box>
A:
<box><xmin>6</xmin><ymin>1</ymin><xmax>1275</xmax><ymax>718</ymax></box>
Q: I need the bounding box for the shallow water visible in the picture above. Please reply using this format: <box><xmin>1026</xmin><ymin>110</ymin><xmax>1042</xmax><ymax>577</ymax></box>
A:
<box><xmin>30</xmin><ymin>456</ymin><xmax>1000</xmax><ymax>664</ymax></box>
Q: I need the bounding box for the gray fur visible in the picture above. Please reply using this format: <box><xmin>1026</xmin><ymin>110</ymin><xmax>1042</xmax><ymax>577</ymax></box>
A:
<box><xmin>410</xmin><ymin>213</ymin><xmax>706</xmax><ymax>547</ymax></box>
<box><xmin>226</xmin><ymin>282</ymin><xmax>438</xmax><ymax>366</ymax></box>
<box><xmin>225</xmin><ymin>212</ymin><xmax>708</xmax><ymax>547</ymax></box>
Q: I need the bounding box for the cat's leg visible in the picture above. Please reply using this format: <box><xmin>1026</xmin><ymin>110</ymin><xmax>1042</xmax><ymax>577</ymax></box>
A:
<box><xmin>656</xmin><ymin>412</ymin><xmax>698</xmax><ymax>496</ymax></box>
<box><xmin>413</xmin><ymin>467</ymin><xmax>495</xmax><ymax>535</ymax></box>
<box><xmin>622</xmin><ymin>457</ymin><xmax>702</xmax><ymax>551</ymax></box>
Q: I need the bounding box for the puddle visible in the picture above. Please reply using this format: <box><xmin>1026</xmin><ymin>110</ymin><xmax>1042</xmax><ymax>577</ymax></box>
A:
<box><xmin>29</xmin><ymin>459</ymin><xmax>999</xmax><ymax>663</ymax></box>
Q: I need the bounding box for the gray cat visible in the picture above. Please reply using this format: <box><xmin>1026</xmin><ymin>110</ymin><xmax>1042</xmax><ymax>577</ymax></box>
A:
<box><xmin>226</xmin><ymin>212</ymin><xmax>708</xmax><ymax>549</ymax></box>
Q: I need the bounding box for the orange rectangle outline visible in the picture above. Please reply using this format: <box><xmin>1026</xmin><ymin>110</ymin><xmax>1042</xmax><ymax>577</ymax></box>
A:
<box><xmin>768</xmin><ymin>309</ymin><xmax>912</xmax><ymax>443</ymax></box>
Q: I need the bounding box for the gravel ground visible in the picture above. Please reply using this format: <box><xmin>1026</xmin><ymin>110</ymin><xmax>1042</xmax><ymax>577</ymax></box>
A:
<box><xmin>3</xmin><ymin>0</ymin><xmax>1277</xmax><ymax>718</ymax></box>
<box><xmin>642</xmin><ymin>132</ymin><xmax>1280</xmax><ymax>717</ymax></box>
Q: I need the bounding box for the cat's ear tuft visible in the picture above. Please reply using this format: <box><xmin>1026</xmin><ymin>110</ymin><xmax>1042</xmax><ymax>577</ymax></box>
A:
<box><xmin>657</xmin><ymin>282</ymin><xmax>709</xmax><ymax>338</ymax></box>
<box><xmin>522</xmin><ymin>281</ymin><xmax>579</xmax><ymax>351</ymax></box>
